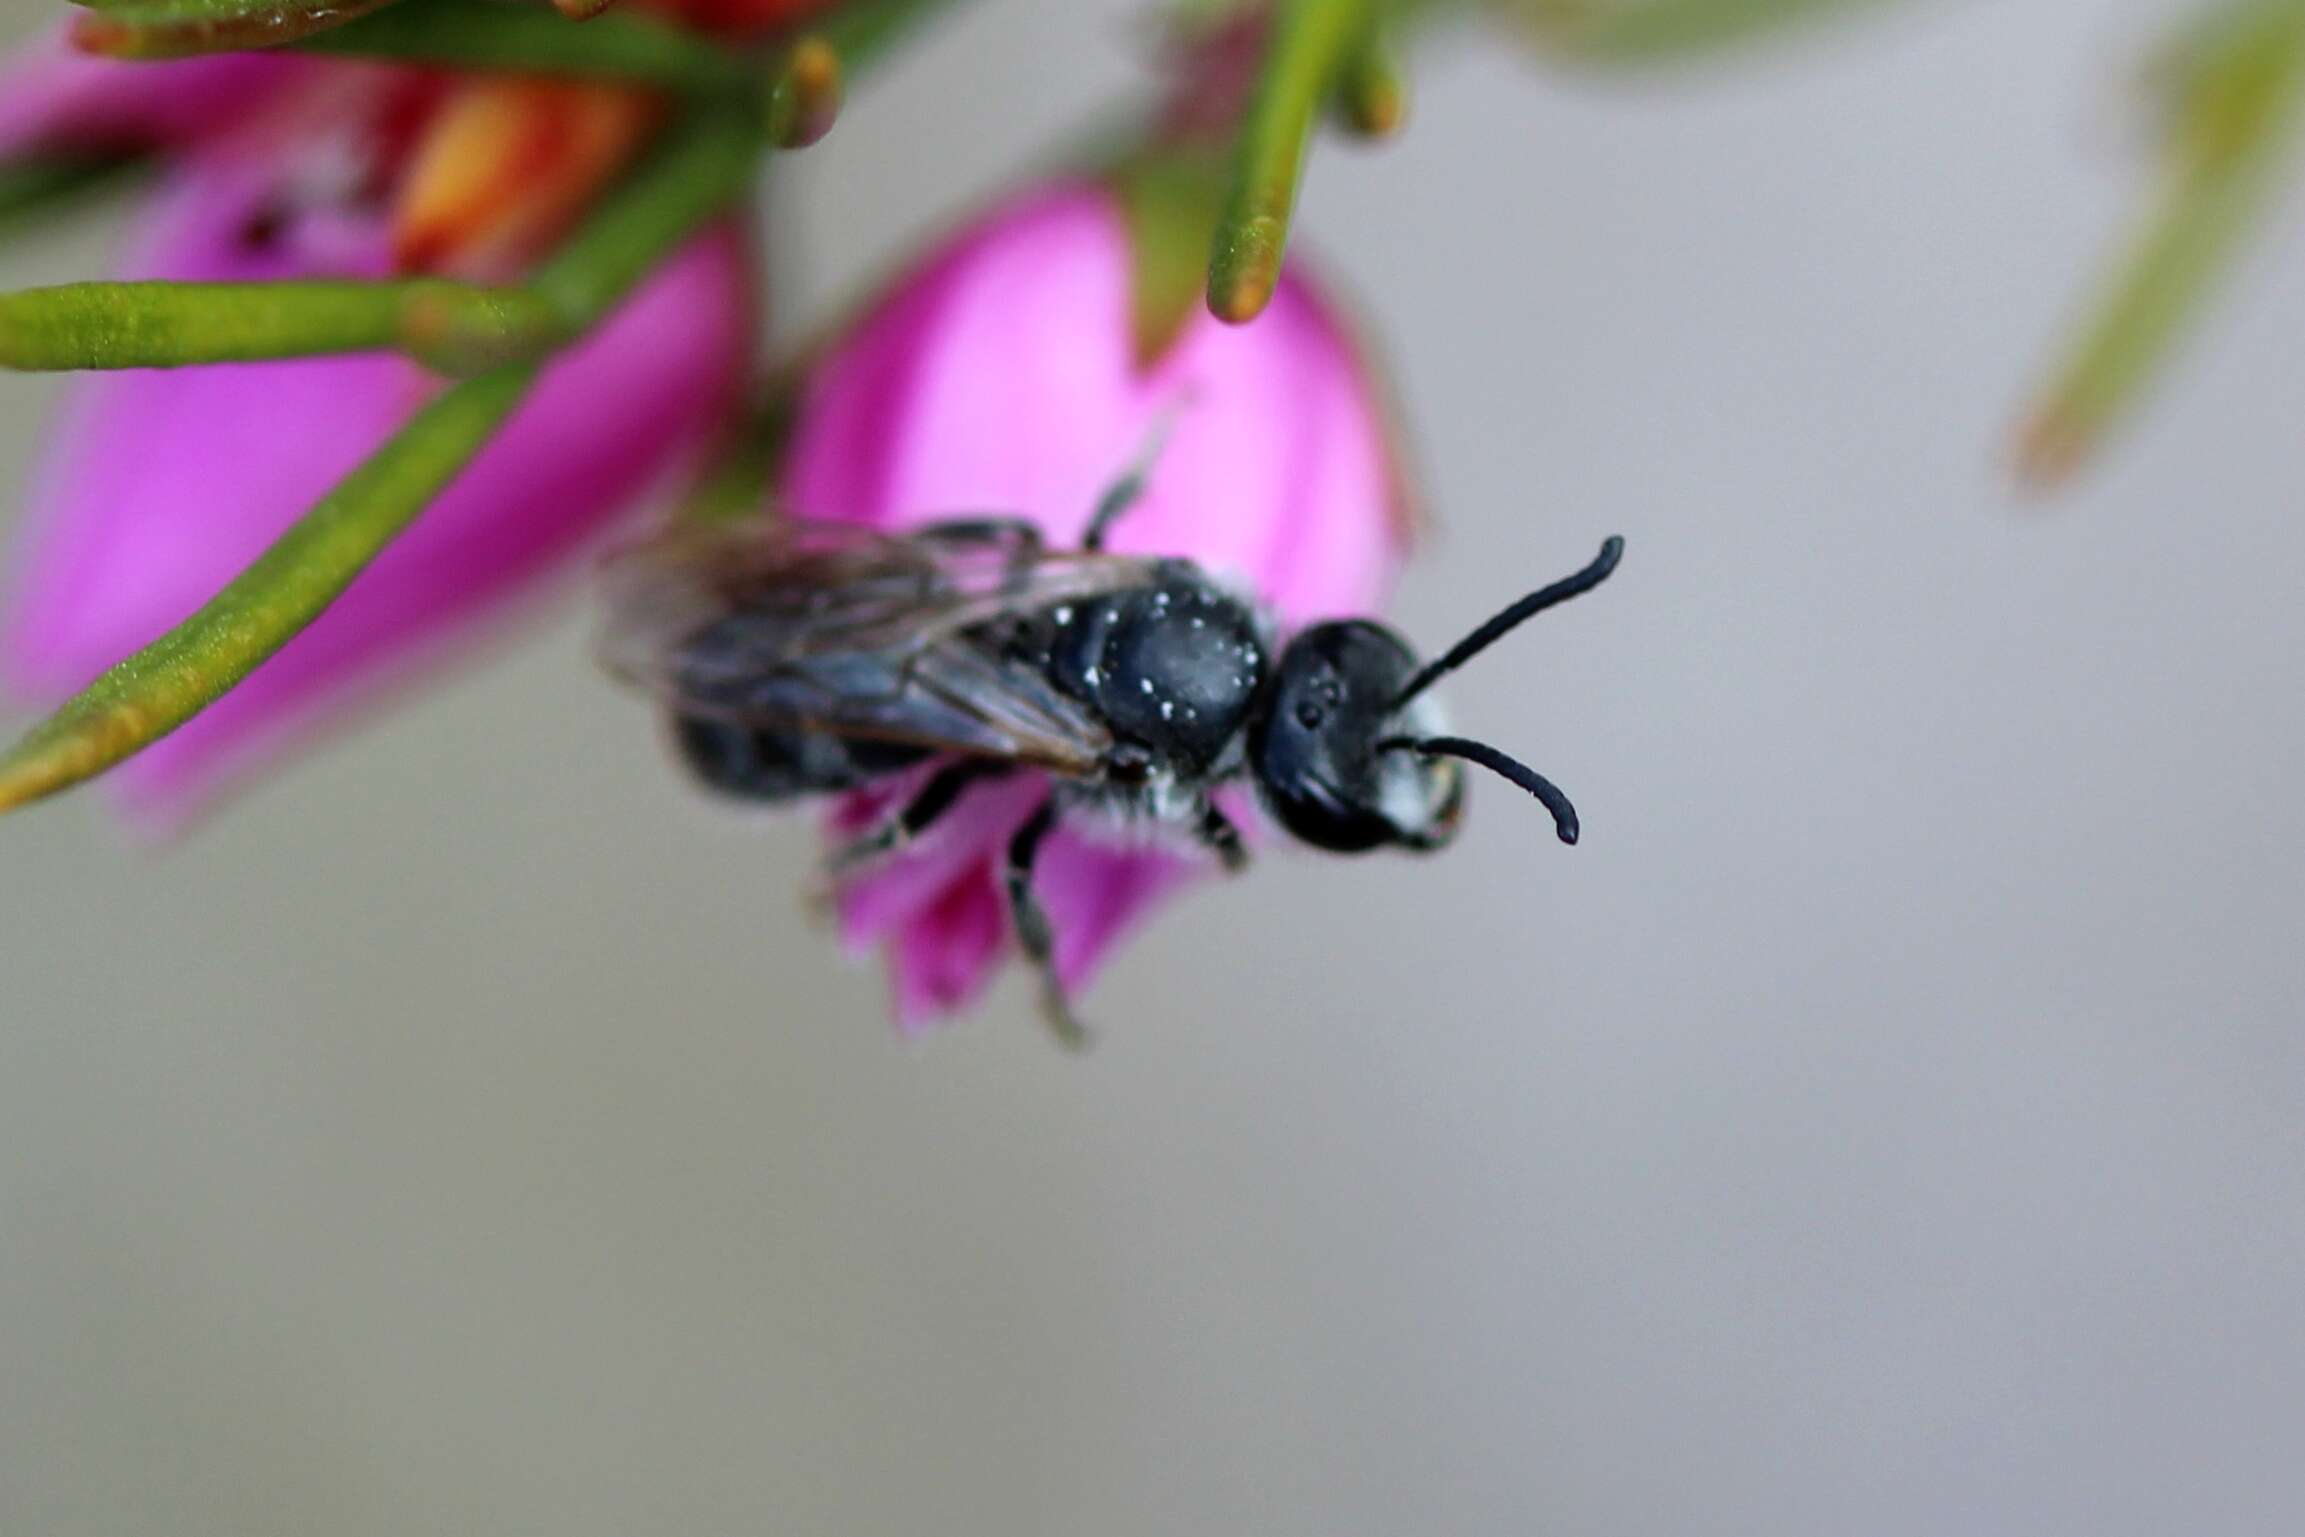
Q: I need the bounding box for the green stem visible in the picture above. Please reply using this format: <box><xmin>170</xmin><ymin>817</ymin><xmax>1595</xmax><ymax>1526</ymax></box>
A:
<box><xmin>293</xmin><ymin>0</ymin><xmax>741</xmax><ymax>88</ymax></box>
<box><xmin>73</xmin><ymin>0</ymin><xmax>407</xmax><ymax>60</ymax></box>
<box><xmin>1207</xmin><ymin>0</ymin><xmax>1371</xmax><ymax>323</ymax></box>
<box><xmin>0</xmin><ymin>364</ymin><xmax>538</xmax><ymax>815</ymax></box>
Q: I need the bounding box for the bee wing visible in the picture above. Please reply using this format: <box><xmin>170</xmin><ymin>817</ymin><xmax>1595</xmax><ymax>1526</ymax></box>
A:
<box><xmin>600</xmin><ymin>519</ymin><xmax>1165</xmax><ymax>775</ymax></box>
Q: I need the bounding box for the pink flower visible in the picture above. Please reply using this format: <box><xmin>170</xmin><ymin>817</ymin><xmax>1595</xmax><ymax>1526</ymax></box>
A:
<box><xmin>0</xmin><ymin>53</ymin><xmax>752</xmax><ymax>828</ymax></box>
<box><xmin>0</xmin><ymin>22</ymin><xmax>311</xmax><ymax>159</ymax></box>
<box><xmin>782</xmin><ymin>181</ymin><xmax>1406</xmax><ymax>1032</ymax></box>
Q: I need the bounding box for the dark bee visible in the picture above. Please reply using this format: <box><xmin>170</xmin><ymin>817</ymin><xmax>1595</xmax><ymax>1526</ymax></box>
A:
<box><xmin>603</xmin><ymin>472</ymin><xmax>1624</xmax><ymax>1044</ymax></box>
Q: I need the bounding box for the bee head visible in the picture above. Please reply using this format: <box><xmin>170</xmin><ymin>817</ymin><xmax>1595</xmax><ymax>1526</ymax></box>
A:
<box><xmin>1248</xmin><ymin>537</ymin><xmax>1624</xmax><ymax>855</ymax></box>
<box><xmin>1250</xmin><ymin>620</ymin><xmax>1462</xmax><ymax>852</ymax></box>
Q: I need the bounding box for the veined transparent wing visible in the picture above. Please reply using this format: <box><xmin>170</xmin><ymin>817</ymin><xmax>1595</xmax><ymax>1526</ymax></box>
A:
<box><xmin>601</xmin><ymin>518</ymin><xmax>1170</xmax><ymax>774</ymax></box>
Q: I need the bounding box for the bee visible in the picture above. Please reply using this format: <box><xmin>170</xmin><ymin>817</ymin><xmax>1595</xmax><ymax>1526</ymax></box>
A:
<box><xmin>603</xmin><ymin>465</ymin><xmax>1624</xmax><ymax>1044</ymax></box>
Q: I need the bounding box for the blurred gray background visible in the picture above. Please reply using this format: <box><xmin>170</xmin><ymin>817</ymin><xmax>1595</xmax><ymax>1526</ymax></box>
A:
<box><xmin>7</xmin><ymin>0</ymin><xmax>2305</xmax><ymax>1533</ymax></box>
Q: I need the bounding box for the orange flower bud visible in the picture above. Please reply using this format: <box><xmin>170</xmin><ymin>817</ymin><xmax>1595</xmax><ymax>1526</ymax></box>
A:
<box><xmin>391</xmin><ymin>80</ymin><xmax>661</xmax><ymax>280</ymax></box>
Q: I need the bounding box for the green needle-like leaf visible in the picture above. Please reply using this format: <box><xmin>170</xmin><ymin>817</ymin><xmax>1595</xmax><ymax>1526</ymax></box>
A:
<box><xmin>0</xmin><ymin>364</ymin><xmax>538</xmax><ymax>815</ymax></box>
<box><xmin>0</xmin><ymin>280</ymin><xmax>567</xmax><ymax>374</ymax></box>
<box><xmin>760</xmin><ymin>0</ymin><xmax>976</xmax><ymax>145</ymax></box>
<box><xmin>0</xmin><ymin>98</ymin><xmax>757</xmax><ymax>375</ymax></box>
<box><xmin>1499</xmin><ymin>0</ymin><xmax>1908</xmax><ymax>64</ymax></box>
<box><xmin>763</xmin><ymin>36</ymin><xmax>844</xmax><ymax>149</ymax></box>
<box><xmin>0</xmin><ymin>103</ymin><xmax>761</xmax><ymax>814</ymax></box>
<box><xmin>1208</xmin><ymin>0</ymin><xmax>1373</xmax><ymax>324</ymax></box>
<box><xmin>525</xmin><ymin>101</ymin><xmax>759</xmax><ymax>324</ymax></box>
<box><xmin>73</xmin><ymin>0</ymin><xmax>407</xmax><ymax>60</ymax></box>
<box><xmin>2016</xmin><ymin>0</ymin><xmax>2305</xmax><ymax>486</ymax></box>
<box><xmin>1339</xmin><ymin>13</ymin><xmax>1409</xmax><ymax>137</ymax></box>
<box><xmin>0</xmin><ymin>157</ymin><xmax>143</xmax><ymax>243</ymax></box>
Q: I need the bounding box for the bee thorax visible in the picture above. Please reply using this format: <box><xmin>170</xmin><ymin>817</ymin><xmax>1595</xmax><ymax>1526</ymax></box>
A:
<box><xmin>1061</xmin><ymin>774</ymin><xmax>1207</xmax><ymax>846</ymax></box>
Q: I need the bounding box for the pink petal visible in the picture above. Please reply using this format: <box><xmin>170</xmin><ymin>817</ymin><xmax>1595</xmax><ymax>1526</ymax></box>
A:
<box><xmin>888</xmin><ymin>867</ymin><xmax>1009</xmax><ymax>1036</ymax></box>
<box><xmin>783</xmin><ymin>181</ymin><xmax>1403</xmax><ymax>626</ymax></box>
<box><xmin>1032</xmin><ymin>831</ymin><xmax>1197</xmax><ymax>995</ymax></box>
<box><xmin>1031</xmin><ymin>784</ymin><xmax>1259</xmax><ymax>996</ymax></box>
<box><xmin>0</xmin><ymin>23</ymin><xmax>312</xmax><ymax>159</ymax></box>
<box><xmin>832</xmin><ymin>772</ymin><xmax>1048</xmax><ymax>951</ymax></box>
<box><xmin>1</xmin><ymin>152</ymin><xmax>753</xmax><ymax>828</ymax></box>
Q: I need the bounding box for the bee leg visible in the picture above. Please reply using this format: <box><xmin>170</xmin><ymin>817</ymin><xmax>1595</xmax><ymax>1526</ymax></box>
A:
<box><xmin>1081</xmin><ymin>471</ymin><xmax>1146</xmax><ymax>554</ymax></box>
<box><xmin>825</xmin><ymin>758</ymin><xmax>1005</xmax><ymax>878</ymax></box>
<box><xmin>1082</xmin><ymin>405</ymin><xmax>1184</xmax><ymax>551</ymax></box>
<box><xmin>1005</xmin><ymin>798</ymin><xmax>1088</xmax><ymax>1049</ymax></box>
<box><xmin>1193</xmin><ymin>801</ymin><xmax>1251</xmax><ymax>874</ymax></box>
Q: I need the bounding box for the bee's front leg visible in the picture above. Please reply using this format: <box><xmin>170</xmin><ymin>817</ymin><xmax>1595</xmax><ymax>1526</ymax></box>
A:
<box><xmin>1193</xmin><ymin>800</ymin><xmax>1250</xmax><ymax>874</ymax></box>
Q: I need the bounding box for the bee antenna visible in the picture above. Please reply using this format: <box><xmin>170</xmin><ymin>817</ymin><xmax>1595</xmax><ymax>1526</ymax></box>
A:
<box><xmin>1380</xmin><ymin>735</ymin><xmax>1580</xmax><ymax>845</ymax></box>
<box><xmin>1388</xmin><ymin>536</ymin><xmax>1624</xmax><ymax>712</ymax></box>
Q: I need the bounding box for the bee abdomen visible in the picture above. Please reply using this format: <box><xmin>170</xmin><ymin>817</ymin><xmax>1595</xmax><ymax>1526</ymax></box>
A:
<box><xmin>672</xmin><ymin>715</ymin><xmax>928</xmax><ymax>803</ymax></box>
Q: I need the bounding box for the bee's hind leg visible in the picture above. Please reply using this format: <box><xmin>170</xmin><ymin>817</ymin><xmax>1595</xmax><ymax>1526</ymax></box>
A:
<box><xmin>1005</xmin><ymin>798</ymin><xmax>1088</xmax><ymax>1049</ymax></box>
<box><xmin>825</xmin><ymin>757</ymin><xmax>1006</xmax><ymax>878</ymax></box>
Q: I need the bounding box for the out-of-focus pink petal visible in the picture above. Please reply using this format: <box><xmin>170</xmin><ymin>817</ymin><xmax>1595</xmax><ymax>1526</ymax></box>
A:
<box><xmin>784</xmin><ymin>182</ymin><xmax>1402</xmax><ymax>626</ymax></box>
<box><xmin>833</xmin><ymin>773</ymin><xmax>1047</xmax><ymax>951</ymax></box>
<box><xmin>888</xmin><ymin>868</ymin><xmax>1008</xmax><ymax>1036</ymax></box>
<box><xmin>1</xmin><ymin>151</ymin><xmax>752</xmax><ymax>827</ymax></box>
<box><xmin>786</xmin><ymin>180</ymin><xmax>1405</xmax><ymax>1032</ymax></box>
<box><xmin>0</xmin><ymin>23</ymin><xmax>312</xmax><ymax>160</ymax></box>
<box><xmin>1032</xmin><ymin>831</ymin><xmax>1196</xmax><ymax>994</ymax></box>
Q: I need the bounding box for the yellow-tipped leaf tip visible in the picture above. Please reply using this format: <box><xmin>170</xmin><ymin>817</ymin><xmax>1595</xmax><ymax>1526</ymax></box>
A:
<box><xmin>1352</xmin><ymin>92</ymin><xmax>1407</xmax><ymax>139</ymax></box>
<box><xmin>2011</xmin><ymin>409</ymin><xmax>2093</xmax><ymax>494</ymax></box>
<box><xmin>66</xmin><ymin>14</ymin><xmax>142</xmax><ymax>59</ymax></box>
<box><xmin>1208</xmin><ymin>222</ymin><xmax>1284</xmax><ymax>324</ymax></box>
<box><xmin>0</xmin><ymin>750</ymin><xmax>80</xmax><ymax>817</ymax></box>
<box><xmin>1207</xmin><ymin>272</ymin><xmax>1276</xmax><ymax>324</ymax></box>
<box><xmin>791</xmin><ymin>36</ymin><xmax>841</xmax><ymax>90</ymax></box>
<box><xmin>770</xmin><ymin>37</ymin><xmax>844</xmax><ymax>149</ymax></box>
